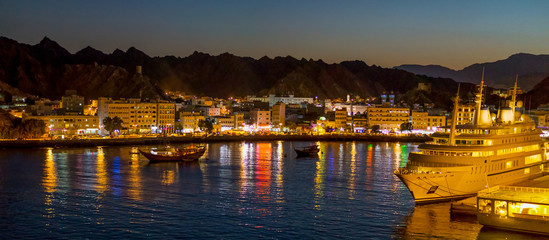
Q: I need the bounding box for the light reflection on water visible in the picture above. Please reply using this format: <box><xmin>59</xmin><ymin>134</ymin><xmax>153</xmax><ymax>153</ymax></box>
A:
<box><xmin>0</xmin><ymin>142</ymin><xmax>546</xmax><ymax>239</ymax></box>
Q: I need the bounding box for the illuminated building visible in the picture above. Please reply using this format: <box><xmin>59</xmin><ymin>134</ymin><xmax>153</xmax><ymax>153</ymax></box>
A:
<box><xmin>180</xmin><ymin>112</ymin><xmax>205</xmax><ymax>133</ymax></box>
<box><xmin>61</xmin><ymin>90</ymin><xmax>84</xmax><ymax>114</ymax></box>
<box><xmin>367</xmin><ymin>107</ymin><xmax>410</xmax><ymax>132</ymax></box>
<box><xmin>247</xmin><ymin>94</ymin><xmax>314</xmax><ymax>107</ymax></box>
<box><xmin>381</xmin><ymin>92</ymin><xmax>395</xmax><ymax>107</ymax></box>
<box><xmin>349</xmin><ymin>115</ymin><xmax>368</xmax><ymax>132</ymax></box>
<box><xmin>446</xmin><ymin>103</ymin><xmax>475</xmax><ymax>126</ymax></box>
<box><xmin>97</xmin><ymin>98</ymin><xmax>175</xmax><ymax>134</ymax></box>
<box><xmin>206</xmin><ymin>107</ymin><xmax>221</xmax><ymax>116</ymax></box>
<box><xmin>334</xmin><ymin>108</ymin><xmax>348</xmax><ymax>130</ymax></box>
<box><xmin>250</xmin><ymin>109</ymin><xmax>270</xmax><ymax>130</ymax></box>
<box><xmin>411</xmin><ymin>111</ymin><xmax>446</xmax><ymax>131</ymax></box>
<box><xmin>213</xmin><ymin>113</ymin><xmax>244</xmax><ymax>132</ymax></box>
<box><xmin>83</xmin><ymin>100</ymin><xmax>98</xmax><ymax>116</ymax></box>
<box><xmin>157</xmin><ymin>102</ymin><xmax>176</xmax><ymax>133</ymax></box>
<box><xmin>26</xmin><ymin>114</ymin><xmax>100</xmax><ymax>136</ymax></box>
<box><xmin>271</xmin><ymin>102</ymin><xmax>286</xmax><ymax>126</ymax></box>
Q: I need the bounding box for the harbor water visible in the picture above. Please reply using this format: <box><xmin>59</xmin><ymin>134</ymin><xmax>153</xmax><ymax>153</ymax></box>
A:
<box><xmin>0</xmin><ymin>141</ymin><xmax>545</xmax><ymax>239</ymax></box>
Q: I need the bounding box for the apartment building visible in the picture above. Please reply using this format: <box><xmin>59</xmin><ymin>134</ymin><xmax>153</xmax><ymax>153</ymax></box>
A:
<box><xmin>411</xmin><ymin>111</ymin><xmax>446</xmax><ymax>131</ymax></box>
<box><xmin>25</xmin><ymin>115</ymin><xmax>100</xmax><ymax>137</ymax></box>
<box><xmin>271</xmin><ymin>102</ymin><xmax>286</xmax><ymax>127</ymax></box>
<box><xmin>98</xmin><ymin>98</ymin><xmax>175</xmax><ymax>134</ymax></box>
<box><xmin>367</xmin><ymin>107</ymin><xmax>410</xmax><ymax>132</ymax></box>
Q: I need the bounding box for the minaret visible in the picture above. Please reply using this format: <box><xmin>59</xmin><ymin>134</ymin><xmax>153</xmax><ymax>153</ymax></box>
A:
<box><xmin>449</xmin><ymin>84</ymin><xmax>460</xmax><ymax>146</ymax></box>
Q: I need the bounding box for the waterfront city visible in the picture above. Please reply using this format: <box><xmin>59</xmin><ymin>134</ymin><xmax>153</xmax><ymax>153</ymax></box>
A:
<box><xmin>3</xmin><ymin>1</ymin><xmax>549</xmax><ymax>239</ymax></box>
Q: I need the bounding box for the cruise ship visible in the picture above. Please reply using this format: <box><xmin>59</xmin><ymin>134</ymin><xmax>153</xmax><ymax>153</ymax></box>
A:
<box><xmin>395</xmin><ymin>79</ymin><xmax>549</xmax><ymax>204</ymax></box>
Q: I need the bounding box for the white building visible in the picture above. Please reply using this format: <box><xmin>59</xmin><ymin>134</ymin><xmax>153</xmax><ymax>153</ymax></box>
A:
<box><xmin>247</xmin><ymin>94</ymin><xmax>314</xmax><ymax>107</ymax></box>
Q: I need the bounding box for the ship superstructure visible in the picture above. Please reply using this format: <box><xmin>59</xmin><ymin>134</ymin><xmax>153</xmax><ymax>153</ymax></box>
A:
<box><xmin>395</xmin><ymin>77</ymin><xmax>549</xmax><ymax>203</ymax></box>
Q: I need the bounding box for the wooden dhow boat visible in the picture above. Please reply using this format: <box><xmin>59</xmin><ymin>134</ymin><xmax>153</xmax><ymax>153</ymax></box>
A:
<box><xmin>295</xmin><ymin>144</ymin><xmax>320</xmax><ymax>157</ymax></box>
<box><xmin>139</xmin><ymin>145</ymin><xmax>206</xmax><ymax>162</ymax></box>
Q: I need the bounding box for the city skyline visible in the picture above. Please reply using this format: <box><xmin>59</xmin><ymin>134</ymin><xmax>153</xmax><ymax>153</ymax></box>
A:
<box><xmin>2</xmin><ymin>0</ymin><xmax>549</xmax><ymax>69</ymax></box>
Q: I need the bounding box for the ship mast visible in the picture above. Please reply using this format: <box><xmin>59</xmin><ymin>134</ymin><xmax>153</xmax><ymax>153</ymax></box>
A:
<box><xmin>449</xmin><ymin>84</ymin><xmax>460</xmax><ymax>146</ymax></box>
<box><xmin>511</xmin><ymin>75</ymin><xmax>518</xmax><ymax>123</ymax></box>
<box><xmin>474</xmin><ymin>68</ymin><xmax>485</xmax><ymax>126</ymax></box>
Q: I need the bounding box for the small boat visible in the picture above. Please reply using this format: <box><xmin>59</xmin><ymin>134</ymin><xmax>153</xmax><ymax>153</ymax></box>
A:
<box><xmin>139</xmin><ymin>146</ymin><xmax>206</xmax><ymax>162</ymax></box>
<box><xmin>294</xmin><ymin>145</ymin><xmax>320</xmax><ymax>157</ymax></box>
<box><xmin>477</xmin><ymin>186</ymin><xmax>549</xmax><ymax>235</ymax></box>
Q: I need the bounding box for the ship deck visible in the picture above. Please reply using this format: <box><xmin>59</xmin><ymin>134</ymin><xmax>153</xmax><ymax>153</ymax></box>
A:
<box><xmin>478</xmin><ymin>186</ymin><xmax>549</xmax><ymax>204</ymax></box>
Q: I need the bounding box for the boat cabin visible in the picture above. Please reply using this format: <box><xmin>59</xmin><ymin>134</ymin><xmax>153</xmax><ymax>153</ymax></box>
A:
<box><xmin>477</xmin><ymin>186</ymin><xmax>549</xmax><ymax>235</ymax></box>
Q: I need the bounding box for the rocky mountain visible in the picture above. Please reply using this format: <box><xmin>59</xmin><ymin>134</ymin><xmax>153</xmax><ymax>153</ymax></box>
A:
<box><xmin>0</xmin><ymin>36</ymin><xmax>163</xmax><ymax>100</ymax></box>
<box><xmin>524</xmin><ymin>75</ymin><xmax>549</xmax><ymax>110</ymax></box>
<box><xmin>0</xmin><ymin>36</ymin><xmax>482</xmax><ymax>110</ymax></box>
<box><xmin>395</xmin><ymin>53</ymin><xmax>549</xmax><ymax>91</ymax></box>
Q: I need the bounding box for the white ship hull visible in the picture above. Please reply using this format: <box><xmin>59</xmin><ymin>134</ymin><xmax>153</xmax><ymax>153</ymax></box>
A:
<box><xmin>396</xmin><ymin>163</ymin><xmax>545</xmax><ymax>204</ymax></box>
<box><xmin>395</xmin><ymin>78</ymin><xmax>549</xmax><ymax>204</ymax></box>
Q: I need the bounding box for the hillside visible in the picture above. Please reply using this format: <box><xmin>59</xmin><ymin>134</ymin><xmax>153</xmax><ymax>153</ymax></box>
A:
<box><xmin>395</xmin><ymin>53</ymin><xmax>549</xmax><ymax>91</ymax></box>
<box><xmin>524</xmin><ymin>75</ymin><xmax>549</xmax><ymax>109</ymax></box>
<box><xmin>0</xmin><ymin>36</ymin><xmax>476</xmax><ymax>110</ymax></box>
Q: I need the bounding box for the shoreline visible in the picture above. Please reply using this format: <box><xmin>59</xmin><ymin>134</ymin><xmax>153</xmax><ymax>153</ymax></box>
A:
<box><xmin>0</xmin><ymin>134</ymin><xmax>431</xmax><ymax>148</ymax></box>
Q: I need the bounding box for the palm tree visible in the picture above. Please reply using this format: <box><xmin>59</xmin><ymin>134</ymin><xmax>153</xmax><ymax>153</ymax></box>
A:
<box><xmin>103</xmin><ymin>116</ymin><xmax>124</xmax><ymax>136</ymax></box>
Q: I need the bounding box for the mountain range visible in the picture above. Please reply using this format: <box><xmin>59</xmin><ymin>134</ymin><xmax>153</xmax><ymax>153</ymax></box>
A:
<box><xmin>395</xmin><ymin>53</ymin><xmax>549</xmax><ymax>91</ymax></box>
<box><xmin>0</xmin><ymin>36</ymin><xmax>548</xmax><ymax>110</ymax></box>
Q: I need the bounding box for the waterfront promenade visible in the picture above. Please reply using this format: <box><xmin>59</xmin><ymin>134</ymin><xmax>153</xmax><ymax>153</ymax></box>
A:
<box><xmin>0</xmin><ymin>134</ymin><xmax>431</xmax><ymax>148</ymax></box>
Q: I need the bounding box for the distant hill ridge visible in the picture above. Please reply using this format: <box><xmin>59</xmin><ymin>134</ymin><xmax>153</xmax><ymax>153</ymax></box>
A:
<box><xmin>395</xmin><ymin>53</ymin><xmax>549</xmax><ymax>91</ymax></box>
<box><xmin>1</xmin><ymin>36</ymin><xmax>547</xmax><ymax>109</ymax></box>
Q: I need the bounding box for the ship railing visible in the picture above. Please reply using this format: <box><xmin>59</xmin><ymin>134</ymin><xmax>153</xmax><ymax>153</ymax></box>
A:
<box><xmin>406</xmin><ymin>161</ymin><xmax>469</xmax><ymax>168</ymax></box>
<box><xmin>394</xmin><ymin>168</ymin><xmax>445</xmax><ymax>175</ymax></box>
<box><xmin>395</xmin><ymin>161</ymin><xmax>469</xmax><ymax>175</ymax></box>
<box><xmin>479</xmin><ymin>186</ymin><xmax>549</xmax><ymax>196</ymax></box>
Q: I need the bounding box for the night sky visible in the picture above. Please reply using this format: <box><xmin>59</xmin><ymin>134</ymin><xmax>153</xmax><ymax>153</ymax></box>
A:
<box><xmin>1</xmin><ymin>0</ymin><xmax>548</xmax><ymax>69</ymax></box>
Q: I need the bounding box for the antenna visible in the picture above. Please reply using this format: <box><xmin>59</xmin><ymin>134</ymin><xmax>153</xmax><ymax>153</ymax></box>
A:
<box><xmin>474</xmin><ymin>67</ymin><xmax>485</xmax><ymax>125</ymax></box>
<box><xmin>511</xmin><ymin>74</ymin><xmax>518</xmax><ymax>123</ymax></box>
<box><xmin>449</xmin><ymin>83</ymin><xmax>460</xmax><ymax>146</ymax></box>
<box><xmin>481</xmin><ymin>67</ymin><xmax>485</xmax><ymax>84</ymax></box>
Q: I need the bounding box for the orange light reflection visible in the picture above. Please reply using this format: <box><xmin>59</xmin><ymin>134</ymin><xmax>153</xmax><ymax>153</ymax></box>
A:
<box><xmin>128</xmin><ymin>153</ymin><xmax>142</xmax><ymax>201</ymax></box>
<box><xmin>349</xmin><ymin>142</ymin><xmax>357</xmax><ymax>199</ymax></box>
<box><xmin>95</xmin><ymin>147</ymin><xmax>107</xmax><ymax>194</ymax></box>
<box><xmin>43</xmin><ymin>148</ymin><xmax>57</xmax><ymax>217</ymax></box>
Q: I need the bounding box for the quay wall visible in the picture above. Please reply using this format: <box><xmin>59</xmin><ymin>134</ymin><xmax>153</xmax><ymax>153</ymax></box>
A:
<box><xmin>0</xmin><ymin>135</ymin><xmax>431</xmax><ymax>149</ymax></box>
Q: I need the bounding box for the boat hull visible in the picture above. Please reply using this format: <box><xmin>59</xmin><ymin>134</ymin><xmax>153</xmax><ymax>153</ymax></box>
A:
<box><xmin>395</xmin><ymin>164</ymin><xmax>545</xmax><ymax>204</ymax></box>
<box><xmin>478</xmin><ymin>214</ymin><xmax>549</xmax><ymax>236</ymax></box>
<box><xmin>139</xmin><ymin>148</ymin><xmax>206</xmax><ymax>162</ymax></box>
<box><xmin>395</xmin><ymin>170</ymin><xmax>478</xmax><ymax>203</ymax></box>
<box><xmin>295</xmin><ymin>149</ymin><xmax>319</xmax><ymax>157</ymax></box>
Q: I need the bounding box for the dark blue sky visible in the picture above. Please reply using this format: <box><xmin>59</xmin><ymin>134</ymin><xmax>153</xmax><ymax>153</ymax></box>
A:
<box><xmin>1</xmin><ymin>0</ymin><xmax>548</xmax><ymax>69</ymax></box>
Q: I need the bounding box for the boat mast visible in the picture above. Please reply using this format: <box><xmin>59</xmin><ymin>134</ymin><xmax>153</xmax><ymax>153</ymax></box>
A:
<box><xmin>511</xmin><ymin>75</ymin><xmax>518</xmax><ymax>123</ymax></box>
<box><xmin>474</xmin><ymin>68</ymin><xmax>485</xmax><ymax>126</ymax></box>
<box><xmin>449</xmin><ymin>84</ymin><xmax>460</xmax><ymax>146</ymax></box>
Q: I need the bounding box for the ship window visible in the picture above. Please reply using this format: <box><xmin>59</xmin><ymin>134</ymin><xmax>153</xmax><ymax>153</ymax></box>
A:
<box><xmin>478</xmin><ymin>199</ymin><xmax>492</xmax><ymax>213</ymax></box>
<box><xmin>495</xmin><ymin>201</ymin><xmax>508</xmax><ymax>216</ymax></box>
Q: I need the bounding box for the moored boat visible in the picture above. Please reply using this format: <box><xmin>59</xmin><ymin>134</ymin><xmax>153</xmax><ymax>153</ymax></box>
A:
<box><xmin>295</xmin><ymin>145</ymin><xmax>320</xmax><ymax>157</ymax></box>
<box><xmin>139</xmin><ymin>145</ymin><xmax>206</xmax><ymax>162</ymax></box>
<box><xmin>395</xmin><ymin>77</ymin><xmax>549</xmax><ymax>204</ymax></box>
<box><xmin>477</xmin><ymin>186</ymin><xmax>549</xmax><ymax>235</ymax></box>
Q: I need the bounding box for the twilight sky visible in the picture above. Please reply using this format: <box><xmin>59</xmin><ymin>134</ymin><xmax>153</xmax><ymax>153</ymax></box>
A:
<box><xmin>1</xmin><ymin>0</ymin><xmax>548</xmax><ymax>69</ymax></box>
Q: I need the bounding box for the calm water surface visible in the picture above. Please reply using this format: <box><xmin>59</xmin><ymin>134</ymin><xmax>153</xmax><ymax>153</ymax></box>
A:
<box><xmin>0</xmin><ymin>141</ymin><xmax>544</xmax><ymax>239</ymax></box>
